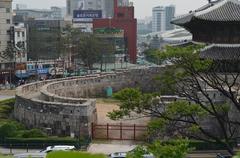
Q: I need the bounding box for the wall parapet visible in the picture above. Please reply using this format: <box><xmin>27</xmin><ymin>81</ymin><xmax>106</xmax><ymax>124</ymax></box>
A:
<box><xmin>14</xmin><ymin>66</ymin><xmax>164</xmax><ymax>137</ymax></box>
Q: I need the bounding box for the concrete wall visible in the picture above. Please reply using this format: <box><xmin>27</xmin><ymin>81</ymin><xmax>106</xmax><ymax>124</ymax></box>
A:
<box><xmin>14</xmin><ymin>66</ymin><xmax>164</xmax><ymax>138</ymax></box>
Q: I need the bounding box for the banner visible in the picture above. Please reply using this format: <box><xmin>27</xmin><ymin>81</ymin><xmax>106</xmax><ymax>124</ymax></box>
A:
<box><xmin>73</xmin><ymin>10</ymin><xmax>102</xmax><ymax>23</ymax></box>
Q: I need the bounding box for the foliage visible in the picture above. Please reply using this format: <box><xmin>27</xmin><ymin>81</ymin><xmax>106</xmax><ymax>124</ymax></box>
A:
<box><xmin>0</xmin><ymin>122</ymin><xmax>24</xmax><ymax>138</ymax></box>
<box><xmin>234</xmin><ymin>153</ymin><xmax>240</xmax><ymax>158</ymax></box>
<box><xmin>143</xmin><ymin>49</ymin><xmax>162</xmax><ymax>64</ymax></box>
<box><xmin>47</xmin><ymin>151</ymin><xmax>106</xmax><ymax>158</ymax></box>
<box><xmin>107</xmin><ymin>88</ymin><xmax>155</xmax><ymax>120</ymax></box>
<box><xmin>0</xmin><ymin>99</ymin><xmax>47</xmax><ymax>140</ymax></box>
<box><xmin>61</xmin><ymin>26</ymin><xmax>114</xmax><ymax>70</ymax></box>
<box><xmin>21</xmin><ymin>129</ymin><xmax>47</xmax><ymax>138</ymax></box>
<box><xmin>0</xmin><ymin>98</ymin><xmax>15</xmax><ymax>119</ymax></box>
<box><xmin>109</xmin><ymin>44</ymin><xmax>240</xmax><ymax>155</ymax></box>
<box><xmin>148</xmin><ymin>139</ymin><xmax>190</xmax><ymax>158</ymax></box>
<box><xmin>1</xmin><ymin>137</ymin><xmax>90</xmax><ymax>149</ymax></box>
<box><xmin>126</xmin><ymin>146</ymin><xmax>148</xmax><ymax>158</ymax></box>
<box><xmin>127</xmin><ymin>139</ymin><xmax>190</xmax><ymax>158</ymax></box>
<box><xmin>0</xmin><ymin>43</ymin><xmax>16</xmax><ymax>61</ymax></box>
<box><xmin>76</xmin><ymin>33</ymin><xmax>114</xmax><ymax>69</ymax></box>
<box><xmin>0</xmin><ymin>154</ymin><xmax>12</xmax><ymax>158</ymax></box>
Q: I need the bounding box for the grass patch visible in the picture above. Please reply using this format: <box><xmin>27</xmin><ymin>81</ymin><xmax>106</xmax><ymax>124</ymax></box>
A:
<box><xmin>0</xmin><ymin>99</ymin><xmax>15</xmax><ymax>119</ymax></box>
<box><xmin>47</xmin><ymin>151</ymin><xmax>106</xmax><ymax>158</ymax></box>
<box><xmin>0</xmin><ymin>154</ymin><xmax>13</xmax><ymax>158</ymax></box>
<box><xmin>96</xmin><ymin>98</ymin><xmax>119</xmax><ymax>104</ymax></box>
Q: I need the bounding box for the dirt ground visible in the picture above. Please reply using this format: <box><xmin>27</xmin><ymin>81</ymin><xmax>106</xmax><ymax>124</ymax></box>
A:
<box><xmin>96</xmin><ymin>98</ymin><xmax>150</xmax><ymax>125</ymax></box>
<box><xmin>0</xmin><ymin>90</ymin><xmax>16</xmax><ymax>96</ymax></box>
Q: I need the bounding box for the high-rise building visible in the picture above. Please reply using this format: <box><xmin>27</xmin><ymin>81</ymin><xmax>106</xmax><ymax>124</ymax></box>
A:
<box><xmin>165</xmin><ymin>5</ymin><xmax>175</xmax><ymax>30</ymax></box>
<box><xmin>152</xmin><ymin>6</ymin><xmax>165</xmax><ymax>32</ymax></box>
<box><xmin>66</xmin><ymin>0</ymin><xmax>85</xmax><ymax>16</ymax></box>
<box><xmin>152</xmin><ymin>5</ymin><xmax>175</xmax><ymax>32</ymax></box>
<box><xmin>93</xmin><ymin>0</ymin><xmax>137</xmax><ymax>63</ymax></box>
<box><xmin>51</xmin><ymin>7</ymin><xmax>62</xmax><ymax>19</ymax></box>
<box><xmin>16</xmin><ymin>3</ymin><xmax>27</xmax><ymax>10</ymax></box>
<box><xmin>0</xmin><ymin>0</ymin><xmax>12</xmax><ymax>54</ymax></box>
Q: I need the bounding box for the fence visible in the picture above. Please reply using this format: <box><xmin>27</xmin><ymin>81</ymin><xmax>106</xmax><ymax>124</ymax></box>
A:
<box><xmin>92</xmin><ymin>123</ymin><xmax>148</xmax><ymax>141</ymax></box>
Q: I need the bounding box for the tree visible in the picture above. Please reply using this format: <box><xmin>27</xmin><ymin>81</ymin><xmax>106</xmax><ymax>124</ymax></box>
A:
<box><xmin>0</xmin><ymin>42</ymin><xmax>16</xmax><ymax>62</ymax></box>
<box><xmin>108</xmin><ymin>44</ymin><xmax>240</xmax><ymax>155</ymax></box>
<box><xmin>77</xmin><ymin>33</ymin><xmax>114</xmax><ymax>70</ymax></box>
<box><xmin>127</xmin><ymin>139</ymin><xmax>189</xmax><ymax>158</ymax></box>
<box><xmin>60</xmin><ymin>26</ymin><xmax>114</xmax><ymax>71</ymax></box>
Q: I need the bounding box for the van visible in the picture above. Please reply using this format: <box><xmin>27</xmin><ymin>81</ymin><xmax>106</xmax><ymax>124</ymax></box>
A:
<box><xmin>40</xmin><ymin>145</ymin><xmax>76</xmax><ymax>153</ymax></box>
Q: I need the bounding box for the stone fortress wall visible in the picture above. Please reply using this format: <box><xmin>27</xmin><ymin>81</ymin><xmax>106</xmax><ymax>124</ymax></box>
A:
<box><xmin>14</xmin><ymin>67</ymin><xmax>164</xmax><ymax>138</ymax></box>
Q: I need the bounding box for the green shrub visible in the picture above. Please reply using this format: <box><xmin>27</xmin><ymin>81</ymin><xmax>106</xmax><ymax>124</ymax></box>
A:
<box><xmin>0</xmin><ymin>121</ymin><xmax>25</xmax><ymax>138</ymax></box>
<box><xmin>21</xmin><ymin>129</ymin><xmax>47</xmax><ymax>138</ymax></box>
<box><xmin>0</xmin><ymin>123</ymin><xmax>18</xmax><ymax>138</ymax></box>
<box><xmin>1</xmin><ymin>137</ymin><xmax>90</xmax><ymax>149</ymax></box>
<box><xmin>0</xmin><ymin>98</ymin><xmax>15</xmax><ymax>119</ymax></box>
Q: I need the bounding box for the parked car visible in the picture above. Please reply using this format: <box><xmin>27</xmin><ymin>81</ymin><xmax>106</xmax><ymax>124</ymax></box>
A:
<box><xmin>216</xmin><ymin>153</ymin><xmax>232</xmax><ymax>158</ymax></box>
<box><xmin>109</xmin><ymin>152</ymin><xmax>127</xmax><ymax>158</ymax></box>
<box><xmin>40</xmin><ymin>145</ymin><xmax>75</xmax><ymax>153</ymax></box>
<box><xmin>14</xmin><ymin>153</ymin><xmax>46</xmax><ymax>158</ymax></box>
<box><xmin>109</xmin><ymin>148</ymin><xmax>154</xmax><ymax>158</ymax></box>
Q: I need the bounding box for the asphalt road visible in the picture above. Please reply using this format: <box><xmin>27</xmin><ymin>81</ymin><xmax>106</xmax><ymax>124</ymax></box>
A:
<box><xmin>0</xmin><ymin>147</ymin><xmax>40</xmax><ymax>155</ymax></box>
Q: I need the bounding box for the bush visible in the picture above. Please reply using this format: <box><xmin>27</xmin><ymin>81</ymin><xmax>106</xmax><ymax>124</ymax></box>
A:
<box><xmin>0</xmin><ymin>98</ymin><xmax>15</xmax><ymax>119</ymax></box>
<box><xmin>1</xmin><ymin>137</ymin><xmax>91</xmax><ymax>149</ymax></box>
<box><xmin>21</xmin><ymin>129</ymin><xmax>47</xmax><ymax>138</ymax></box>
<box><xmin>0</xmin><ymin>122</ymin><xmax>19</xmax><ymax>138</ymax></box>
<box><xmin>164</xmin><ymin>140</ymin><xmax>236</xmax><ymax>151</ymax></box>
<box><xmin>0</xmin><ymin>121</ymin><xmax>25</xmax><ymax>138</ymax></box>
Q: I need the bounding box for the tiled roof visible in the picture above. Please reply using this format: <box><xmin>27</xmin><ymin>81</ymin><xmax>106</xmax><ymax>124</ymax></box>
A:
<box><xmin>172</xmin><ymin>0</ymin><xmax>240</xmax><ymax>25</ymax></box>
<box><xmin>200</xmin><ymin>44</ymin><xmax>240</xmax><ymax>60</ymax></box>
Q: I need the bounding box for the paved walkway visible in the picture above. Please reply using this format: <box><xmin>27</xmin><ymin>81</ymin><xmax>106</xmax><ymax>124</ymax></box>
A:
<box><xmin>88</xmin><ymin>143</ymin><xmax>136</xmax><ymax>155</ymax></box>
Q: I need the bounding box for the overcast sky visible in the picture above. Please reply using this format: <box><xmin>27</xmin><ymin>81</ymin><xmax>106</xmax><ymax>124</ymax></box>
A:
<box><xmin>12</xmin><ymin>0</ymin><xmax>207</xmax><ymax>18</ymax></box>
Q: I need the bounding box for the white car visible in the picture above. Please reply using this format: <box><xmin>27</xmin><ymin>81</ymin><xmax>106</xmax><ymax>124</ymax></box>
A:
<box><xmin>109</xmin><ymin>148</ymin><xmax>155</xmax><ymax>158</ymax></box>
<box><xmin>14</xmin><ymin>153</ymin><xmax>46</xmax><ymax>158</ymax></box>
<box><xmin>109</xmin><ymin>152</ymin><xmax>127</xmax><ymax>158</ymax></box>
<box><xmin>40</xmin><ymin>145</ymin><xmax>76</xmax><ymax>153</ymax></box>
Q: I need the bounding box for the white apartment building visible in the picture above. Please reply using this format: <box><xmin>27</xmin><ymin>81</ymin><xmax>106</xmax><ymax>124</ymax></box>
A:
<box><xmin>152</xmin><ymin>6</ymin><xmax>166</xmax><ymax>33</ymax></box>
<box><xmin>14</xmin><ymin>23</ymin><xmax>27</xmax><ymax>63</ymax></box>
<box><xmin>152</xmin><ymin>5</ymin><xmax>175</xmax><ymax>33</ymax></box>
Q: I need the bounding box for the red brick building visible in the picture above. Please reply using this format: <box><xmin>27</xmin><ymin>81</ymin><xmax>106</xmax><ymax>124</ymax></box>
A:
<box><xmin>93</xmin><ymin>0</ymin><xmax>137</xmax><ymax>63</ymax></box>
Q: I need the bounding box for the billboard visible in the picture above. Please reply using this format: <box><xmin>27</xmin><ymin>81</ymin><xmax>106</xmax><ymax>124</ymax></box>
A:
<box><xmin>73</xmin><ymin>10</ymin><xmax>102</xmax><ymax>23</ymax></box>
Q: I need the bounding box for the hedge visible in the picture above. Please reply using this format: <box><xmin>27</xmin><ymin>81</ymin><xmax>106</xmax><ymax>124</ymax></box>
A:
<box><xmin>188</xmin><ymin>140</ymin><xmax>236</xmax><ymax>150</ymax></box>
<box><xmin>164</xmin><ymin>140</ymin><xmax>237</xmax><ymax>151</ymax></box>
<box><xmin>0</xmin><ymin>137</ymin><xmax>91</xmax><ymax>149</ymax></box>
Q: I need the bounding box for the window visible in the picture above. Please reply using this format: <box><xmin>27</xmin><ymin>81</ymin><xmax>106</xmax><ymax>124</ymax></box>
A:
<box><xmin>22</xmin><ymin>32</ymin><xmax>25</xmax><ymax>37</ymax></box>
<box><xmin>6</xmin><ymin>19</ymin><xmax>10</xmax><ymax>24</ymax></box>
<box><xmin>6</xmin><ymin>8</ymin><xmax>10</xmax><ymax>13</ymax></box>
<box><xmin>17</xmin><ymin>32</ymin><xmax>20</xmax><ymax>37</ymax></box>
<box><xmin>6</xmin><ymin>30</ymin><xmax>10</xmax><ymax>35</ymax></box>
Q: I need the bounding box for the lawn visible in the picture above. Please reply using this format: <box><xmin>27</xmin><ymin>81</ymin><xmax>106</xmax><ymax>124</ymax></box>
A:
<box><xmin>0</xmin><ymin>154</ymin><xmax>13</xmax><ymax>158</ymax></box>
<box><xmin>47</xmin><ymin>151</ymin><xmax>106</xmax><ymax>158</ymax></box>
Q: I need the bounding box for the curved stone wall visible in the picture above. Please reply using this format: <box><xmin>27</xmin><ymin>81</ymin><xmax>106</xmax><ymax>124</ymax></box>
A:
<box><xmin>14</xmin><ymin>66</ymin><xmax>164</xmax><ymax>138</ymax></box>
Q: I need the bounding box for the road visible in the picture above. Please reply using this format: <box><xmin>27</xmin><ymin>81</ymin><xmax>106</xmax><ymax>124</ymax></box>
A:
<box><xmin>0</xmin><ymin>147</ymin><xmax>39</xmax><ymax>155</ymax></box>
